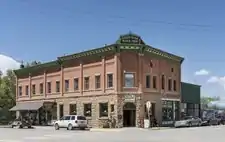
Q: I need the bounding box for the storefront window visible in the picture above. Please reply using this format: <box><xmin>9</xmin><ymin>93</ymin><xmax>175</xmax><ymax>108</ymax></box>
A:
<box><xmin>162</xmin><ymin>100</ymin><xmax>173</xmax><ymax>121</ymax></box>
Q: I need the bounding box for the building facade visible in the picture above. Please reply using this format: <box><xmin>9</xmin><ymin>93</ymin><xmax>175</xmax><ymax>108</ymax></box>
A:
<box><xmin>181</xmin><ymin>82</ymin><xmax>201</xmax><ymax>118</ymax></box>
<box><xmin>12</xmin><ymin>33</ymin><xmax>184</xmax><ymax>128</ymax></box>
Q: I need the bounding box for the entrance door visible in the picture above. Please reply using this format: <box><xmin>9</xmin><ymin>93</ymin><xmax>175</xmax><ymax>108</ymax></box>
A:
<box><xmin>123</xmin><ymin>102</ymin><xmax>136</xmax><ymax>127</ymax></box>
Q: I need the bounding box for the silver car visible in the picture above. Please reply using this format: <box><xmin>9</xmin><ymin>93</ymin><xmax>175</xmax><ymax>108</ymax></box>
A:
<box><xmin>174</xmin><ymin>116</ymin><xmax>202</xmax><ymax>128</ymax></box>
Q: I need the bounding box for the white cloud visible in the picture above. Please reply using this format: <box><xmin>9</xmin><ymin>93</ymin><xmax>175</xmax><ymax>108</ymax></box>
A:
<box><xmin>0</xmin><ymin>54</ymin><xmax>20</xmax><ymax>76</ymax></box>
<box><xmin>194</xmin><ymin>69</ymin><xmax>210</xmax><ymax>76</ymax></box>
<box><xmin>207</xmin><ymin>76</ymin><xmax>225</xmax><ymax>89</ymax></box>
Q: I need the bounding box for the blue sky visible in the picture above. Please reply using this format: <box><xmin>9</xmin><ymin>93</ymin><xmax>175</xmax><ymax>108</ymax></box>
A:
<box><xmin>0</xmin><ymin>0</ymin><xmax>225</xmax><ymax>98</ymax></box>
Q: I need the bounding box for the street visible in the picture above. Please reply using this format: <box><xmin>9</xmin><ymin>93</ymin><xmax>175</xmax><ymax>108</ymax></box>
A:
<box><xmin>0</xmin><ymin>126</ymin><xmax>224</xmax><ymax>142</ymax></box>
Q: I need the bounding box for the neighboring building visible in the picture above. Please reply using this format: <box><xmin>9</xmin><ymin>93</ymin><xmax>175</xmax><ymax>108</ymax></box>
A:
<box><xmin>181</xmin><ymin>82</ymin><xmax>201</xmax><ymax>117</ymax></box>
<box><xmin>11</xmin><ymin>33</ymin><xmax>184</xmax><ymax>128</ymax></box>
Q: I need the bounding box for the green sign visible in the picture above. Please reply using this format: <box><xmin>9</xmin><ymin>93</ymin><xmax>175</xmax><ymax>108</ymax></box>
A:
<box><xmin>120</xmin><ymin>36</ymin><xmax>140</xmax><ymax>44</ymax></box>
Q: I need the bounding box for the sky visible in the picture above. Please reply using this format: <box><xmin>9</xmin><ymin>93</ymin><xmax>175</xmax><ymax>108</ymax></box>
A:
<box><xmin>0</xmin><ymin>0</ymin><xmax>225</xmax><ymax>98</ymax></box>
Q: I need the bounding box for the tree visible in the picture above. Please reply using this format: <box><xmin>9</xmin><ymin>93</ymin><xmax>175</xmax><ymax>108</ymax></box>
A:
<box><xmin>26</xmin><ymin>61</ymin><xmax>41</xmax><ymax>67</ymax></box>
<box><xmin>201</xmin><ymin>96</ymin><xmax>220</xmax><ymax>109</ymax></box>
<box><xmin>0</xmin><ymin>69</ymin><xmax>16</xmax><ymax>123</ymax></box>
<box><xmin>0</xmin><ymin>70</ymin><xmax>16</xmax><ymax>109</ymax></box>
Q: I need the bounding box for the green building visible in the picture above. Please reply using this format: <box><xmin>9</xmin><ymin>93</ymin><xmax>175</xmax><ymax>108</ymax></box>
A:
<box><xmin>181</xmin><ymin>82</ymin><xmax>201</xmax><ymax>117</ymax></box>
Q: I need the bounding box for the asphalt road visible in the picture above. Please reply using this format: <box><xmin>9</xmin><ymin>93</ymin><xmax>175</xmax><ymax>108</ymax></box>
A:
<box><xmin>0</xmin><ymin>125</ymin><xmax>224</xmax><ymax>142</ymax></box>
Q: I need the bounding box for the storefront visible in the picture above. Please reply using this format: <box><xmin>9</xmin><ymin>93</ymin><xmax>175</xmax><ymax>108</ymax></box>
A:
<box><xmin>161</xmin><ymin>100</ymin><xmax>180</xmax><ymax>126</ymax></box>
<box><xmin>181</xmin><ymin>82</ymin><xmax>201</xmax><ymax>118</ymax></box>
<box><xmin>10</xmin><ymin>101</ymin><xmax>57</xmax><ymax>125</ymax></box>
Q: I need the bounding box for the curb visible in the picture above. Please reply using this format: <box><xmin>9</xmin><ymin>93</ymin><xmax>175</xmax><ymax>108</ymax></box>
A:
<box><xmin>90</xmin><ymin>128</ymin><xmax>122</xmax><ymax>132</ymax></box>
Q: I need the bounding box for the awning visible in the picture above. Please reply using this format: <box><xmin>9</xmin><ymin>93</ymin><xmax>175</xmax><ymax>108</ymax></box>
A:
<box><xmin>10</xmin><ymin>102</ymin><xmax>43</xmax><ymax>111</ymax></box>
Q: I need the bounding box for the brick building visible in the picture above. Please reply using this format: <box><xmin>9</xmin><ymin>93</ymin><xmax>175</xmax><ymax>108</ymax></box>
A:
<box><xmin>11</xmin><ymin>33</ymin><xmax>184</xmax><ymax>128</ymax></box>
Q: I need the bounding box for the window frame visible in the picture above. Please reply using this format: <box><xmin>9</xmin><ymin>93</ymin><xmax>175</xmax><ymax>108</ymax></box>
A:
<box><xmin>64</xmin><ymin>79</ymin><xmax>69</xmax><ymax>92</ymax></box>
<box><xmin>84</xmin><ymin>77</ymin><xmax>90</xmax><ymax>90</ymax></box>
<box><xmin>39</xmin><ymin>83</ymin><xmax>43</xmax><ymax>94</ymax></box>
<box><xmin>146</xmin><ymin>75</ymin><xmax>150</xmax><ymax>88</ymax></box>
<box><xmin>56</xmin><ymin>81</ymin><xmax>60</xmax><ymax>93</ymax></box>
<box><xmin>32</xmin><ymin>84</ymin><xmax>36</xmax><ymax>95</ymax></box>
<box><xmin>95</xmin><ymin>75</ymin><xmax>101</xmax><ymax>89</ymax></box>
<box><xmin>18</xmin><ymin>86</ymin><xmax>22</xmax><ymax>96</ymax></box>
<box><xmin>161</xmin><ymin>75</ymin><xmax>165</xmax><ymax>90</ymax></box>
<box><xmin>47</xmin><ymin>82</ymin><xmax>51</xmax><ymax>93</ymax></box>
<box><xmin>173</xmin><ymin>80</ymin><xmax>177</xmax><ymax>91</ymax></box>
<box><xmin>168</xmin><ymin>78</ymin><xmax>172</xmax><ymax>91</ymax></box>
<box><xmin>83</xmin><ymin>103</ymin><xmax>92</xmax><ymax>117</ymax></box>
<box><xmin>107</xmin><ymin>73</ymin><xmax>113</xmax><ymax>88</ymax></box>
<box><xmin>74</xmin><ymin>78</ymin><xmax>79</xmax><ymax>90</ymax></box>
<box><xmin>124</xmin><ymin>72</ymin><xmax>135</xmax><ymax>88</ymax></box>
<box><xmin>153</xmin><ymin>76</ymin><xmax>157</xmax><ymax>89</ymax></box>
<box><xmin>25</xmin><ymin>85</ymin><xmax>29</xmax><ymax>96</ymax></box>
<box><xmin>99</xmin><ymin>102</ymin><xmax>108</xmax><ymax>117</ymax></box>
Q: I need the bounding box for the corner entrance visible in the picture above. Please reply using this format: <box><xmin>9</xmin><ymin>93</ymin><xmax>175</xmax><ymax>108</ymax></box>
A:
<box><xmin>123</xmin><ymin>102</ymin><xmax>136</xmax><ymax>127</ymax></box>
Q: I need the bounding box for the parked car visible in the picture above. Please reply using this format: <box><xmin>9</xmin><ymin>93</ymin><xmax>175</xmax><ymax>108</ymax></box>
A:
<box><xmin>54</xmin><ymin>115</ymin><xmax>88</xmax><ymax>130</ymax></box>
<box><xmin>174</xmin><ymin>116</ymin><xmax>202</xmax><ymax>128</ymax></box>
<box><xmin>11</xmin><ymin>118</ymin><xmax>32</xmax><ymax>128</ymax></box>
<box><xmin>201</xmin><ymin>116</ymin><xmax>220</xmax><ymax>126</ymax></box>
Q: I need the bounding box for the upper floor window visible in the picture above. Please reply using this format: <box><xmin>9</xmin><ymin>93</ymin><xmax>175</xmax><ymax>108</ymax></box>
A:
<box><xmin>95</xmin><ymin>75</ymin><xmax>101</xmax><ymax>89</ymax></box>
<box><xmin>39</xmin><ymin>83</ymin><xmax>43</xmax><ymax>94</ymax></box>
<box><xmin>32</xmin><ymin>84</ymin><xmax>36</xmax><ymax>95</ymax></box>
<box><xmin>168</xmin><ymin>79</ymin><xmax>172</xmax><ymax>91</ymax></box>
<box><xmin>124</xmin><ymin>73</ymin><xmax>135</xmax><ymax>87</ymax></box>
<box><xmin>65</xmin><ymin>80</ymin><xmax>69</xmax><ymax>92</ymax></box>
<box><xmin>84</xmin><ymin>77</ymin><xmax>89</xmax><ymax>90</ymax></box>
<box><xmin>47</xmin><ymin>82</ymin><xmax>51</xmax><ymax>93</ymax></box>
<box><xmin>161</xmin><ymin>75</ymin><xmax>165</xmax><ymax>90</ymax></box>
<box><xmin>74</xmin><ymin>78</ymin><xmax>79</xmax><ymax>90</ymax></box>
<box><xmin>56</xmin><ymin>81</ymin><xmax>60</xmax><ymax>92</ymax></box>
<box><xmin>107</xmin><ymin>74</ymin><xmax>113</xmax><ymax>88</ymax></box>
<box><xmin>18</xmin><ymin>86</ymin><xmax>22</xmax><ymax>96</ymax></box>
<box><xmin>25</xmin><ymin>85</ymin><xmax>29</xmax><ymax>95</ymax></box>
<box><xmin>146</xmin><ymin>75</ymin><xmax>150</xmax><ymax>88</ymax></box>
<box><xmin>173</xmin><ymin>80</ymin><xmax>177</xmax><ymax>91</ymax></box>
<box><xmin>153</xmin><ymin>76</ymin><xmax>157</xmax><ymax>89</ymax></box>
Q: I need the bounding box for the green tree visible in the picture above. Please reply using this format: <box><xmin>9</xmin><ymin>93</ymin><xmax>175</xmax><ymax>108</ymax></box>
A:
<box><xmin>0</xmin><ymin>69</ymin><xmax>16</xmax><ymax>123</ymax></box>
<box><xmin>201</xmin><ymin>96</ymin><xmax>220</xmax><ymax>109</ymax></box>
<box><xmin>24</xmin><ymin>61</ymin><xmax>41</xmax><ymax>68</ymax></box>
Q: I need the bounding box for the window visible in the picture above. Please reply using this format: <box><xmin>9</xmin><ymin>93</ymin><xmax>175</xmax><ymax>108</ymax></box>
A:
<box><xmin>69</xmin><ymin>104</ymin><xmax>77</xmax><ymax>115</ymax></box>
<box><xmin>77</xmin><ymin>116</ymin><xmax>86</xmax><ymax>120</ymax></box>
<box><xmin>95</xmin><ymin>75</ymin><xmax>101</xmax><ymax>89</ymax></box>
<box><xmin>99</xmin><ymin>103</ymin><xmax>108</xmax><ymax>117</ymax></box>
<box><xmin>25</xmin><ymin>85</ymin><xmax>29</xmax><ymax>95</ymax></box>
<box><xmin>74</xmin><ymin>78</ymin><xmax>79</xmax><ymax>90</ymax></box>
<box><xmin>171</xmin><ymin>68</ymin><xmax>174</xmax><ymax>72</ymax></box>
<box><xmin>18</xmin><ymin>86</ymin><xmax>22</xmax><ymax>96</ymax></box>
<box><xmin>65</xmin><ymin>80</ymin><xmax>69</xmax><ymax>92</ymax></box>
<box><xmin>110</xmin><ymin>104</ymin><xmax>115</xmax><ymax>112</ymax></box>
<box><xmin>39</xmin><ymin>83</ymin><xmax>43</xmax><ymax>94</ymax></box>
<box><xmin>84</xmin><ymin>103</ymin><xmax>92</xmax><ymax>117</ymax></box>
<box><xmin>124</xmin><ymin>73</ymin><xmax>134</xmax><ymax>87</ymax></box>
<box><xmin>84</xmin><ymin>77</ymin><xmax>89</xmax><ymax>90</ymax></box>
<box><xmin>56</xmin><ymin>81</ymin><xmax>60</xmax><ymax>92</ymax></box>
<box><xmin>168</xmin><ymin>79</ymin><xmax>172</xmax><ymax>91</ymax></box>
<box><xmin>71</xmin><ymin>116</ymin><xmax>75</xmax><ymax>120</ymax></box>
<box><xmin>59</xmin><ymin>104</ymin><xmax>64</xmax><ymax>118</ymax></box>
<box><xmin>173</xmin><ymin>80</ymin><xmax>177</xmax><ymax>91</ymax></box>
<box><xmin>47</xmin><ymin>82</ymin><xmax>51</xmax><ymax>93</ymax></box>
<box><xmin>107</xmin><ymin>74</ymin><xmax>113</xmax><ymax>88</ymax></box>
<box><xmin>153</xmin><ymin>76</ymin><xmax>157</xmax><ymax>89</ymax></box>
<box><xmin>32</xmin><ymin>84</ymin><xmax>36</xmax><ymax>95</ymax></box>
<box><xmin>146</xmin><ymin>75</ymin><xmax>150</xmax><ymax>88</ymax></box>
<box><xmin>161</xmin><ymin>75</ymin><xmax>165</xmax><ymax>90</ymax></box>
<box><xmin>64</xmin><ymin>116</ymin><xmax>71</xmax><ymax>120</ymax></box>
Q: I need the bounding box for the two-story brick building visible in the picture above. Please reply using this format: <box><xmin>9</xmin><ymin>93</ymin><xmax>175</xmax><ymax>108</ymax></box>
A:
<box><xmin>10</xmin><ymin>33</ymin><xmax>184</xmax><ymax>128</ymax></box>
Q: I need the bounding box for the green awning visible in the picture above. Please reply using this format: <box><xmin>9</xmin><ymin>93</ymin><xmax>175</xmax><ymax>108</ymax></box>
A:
<box><xmin>10</xmin><ymin>102</ymin><xmax>43</xmax><ymax>111</ymax></box>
